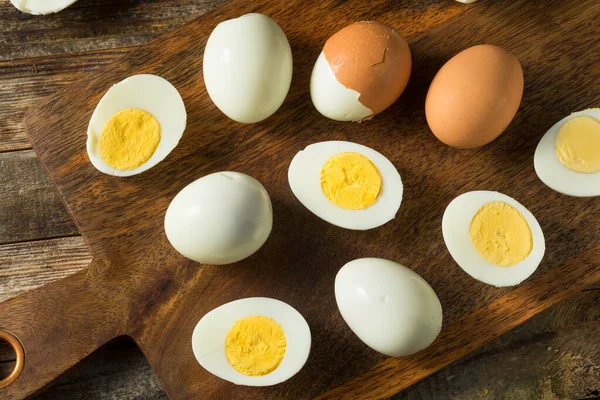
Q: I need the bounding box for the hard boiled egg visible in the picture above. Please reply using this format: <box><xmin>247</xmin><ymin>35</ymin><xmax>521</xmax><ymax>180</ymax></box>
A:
<box><xmin>191</xmin><ymin>297</ymin><xmax>311</xmax><ymax>386</ymax></box>
<box><xmin>442</xmin><ymin>191</ymin><xmax>545</xmax><ymax>287</ymax></box>
<box><xmin>426</xmin><ymin>45</ymin><xmax>523</xmax><ymax>148</ymax></box>
<box><xmin>86</xmin><ymin>74</ymin><xmax>187</xmax><ymax>177</ymax></box>
<box><xmin>534</xmin><ymin>108</ymin><xmax>600</xmax><ymax>197</ymax></box>
<box><xmin>335</xmin><ymin>258</ymin><xmax>443</xmax><ymax>357</ymax></box>
<box><xmin>310</xmin><ymin>21</ymin><xmax>412</xmax><ymax>122</ymax></box>
<box><xmin>10</xmin><ymin>0</ymin><xmax>77</xmax><ymax>14</ymax></box>
<box><xmin>164</xmin><ymin>172</ymin><xmax>272</xmax><ymax>265</ymax></box>
<box><xmin>288</xmin><ymin>141</ymin><xmax>403</xmax><ymax>230</ymax></box>
<box><xmin>203</xmin><ymin>13</ymin><xmax>293</xmax><ymax>123</ymax></box>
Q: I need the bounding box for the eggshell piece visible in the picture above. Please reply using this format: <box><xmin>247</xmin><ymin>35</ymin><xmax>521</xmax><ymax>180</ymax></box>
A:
<box><xmin>425</xmin><ymin>44</ymin><xmax>524</xmax><ymax>148</ymax></box>
<box><xmin>323</xmin><ymin>21</ymin><xmax>412</xmax><ymax>117</ymax></box>
<box><xmin>10</xmin><ymin>0</ymin><xmax>78</xmax><ymax>14</ymax></box>
<box><xmin>335</xmin><ymin>258</ymin><xmax>443</xmax><ymax>357</ymax></box>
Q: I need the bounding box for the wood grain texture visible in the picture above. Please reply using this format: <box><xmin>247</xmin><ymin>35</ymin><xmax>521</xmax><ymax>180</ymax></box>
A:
<box><xmin>25</xmin><ymin>289</ymin><xmax>600</xmax><ymax>399</ymax></box>
<box><xmin>0</xmin><ymin>237</ymin><xmax>90</xmax><ymax>303</ymax></box>
<box><xmin>1</xmin><ymin>0</ymin><xmax>599</xmax><ymax>399</ymax></box>
<box><xmin>0</xmin><ymin>150</ymin><xmax>78</xmax><ymax>244</ymax></box>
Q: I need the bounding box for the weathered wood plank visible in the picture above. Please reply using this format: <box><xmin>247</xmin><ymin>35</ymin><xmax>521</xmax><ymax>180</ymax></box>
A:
<box><xmin>0</xmin><ymin>0</ymin><xmax>226</xmax><ymax>62</ymax></box>
<box><xmin>0</xmin><ymin>236</ymin><xmax>90</xmax><ymax>303</ymax></box>
<box><xmin>0</xmin><ymin>49</ymin><xmax>132</xmax><ymax>151</ymax></box>
<box><xmin>0</xmin><ymin>150</ymin><xmax>78</xmax><ymax>243</ymax></box>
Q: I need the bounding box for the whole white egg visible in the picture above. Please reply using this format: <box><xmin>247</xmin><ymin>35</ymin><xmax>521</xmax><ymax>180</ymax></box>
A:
<box><xmin>86</xmin><ymin>74</ymin><xmax>187</xmax><ymax>177</ymax></box>
<box><xmin>191</xmin><ymin>297</ymin><xmax>311</xmax><ymax>386</ymax></box>
<box><xmin>10</xmin><ymin>0</ymin><xmax>78</xmax><ymax>14</ymax></box>
<box><xmin>335</xmin><ymin>258</ymin><xmax>443</xmax><ymax>357</ymax></box>
<box><xmin>203</xmin><ymin>13</ymin><xmax>293</xmax><ymax>123</ymax></box>
<box><xmin>164</xmin><ymin>172</ymin><xmax>272</xmax><ymax>265</ymax></box>
<box><xmin>442</xmin><ymin>191</ymin><xmax>545</xmax><ymax>287</ymax></box>
<box><xmin>288</xmin><ymin>141</ymin><xmax>403</xmax><ymax>230</ymax></box>
<box><xmin>534</xmin><ymin>108</ymin><xmax>600</xmax><ymax>197</ymax></box>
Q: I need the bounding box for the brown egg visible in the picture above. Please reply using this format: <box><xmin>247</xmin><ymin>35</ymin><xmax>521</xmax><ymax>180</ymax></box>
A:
<box><xmin>310</xmin><ymin>21</ymin><xmax>412</xmax><ymax>121</ymax></box>
<box><xmin>425</xmin><ymin>44</ymin><xmax>524</xmax><ymax>148</ymax></box>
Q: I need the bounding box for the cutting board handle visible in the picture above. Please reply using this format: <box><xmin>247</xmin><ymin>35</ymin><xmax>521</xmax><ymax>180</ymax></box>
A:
<box><xmin>0</xmin><ymin>261</ymin><xmax>121</xmax><ymax>399</ymax></box>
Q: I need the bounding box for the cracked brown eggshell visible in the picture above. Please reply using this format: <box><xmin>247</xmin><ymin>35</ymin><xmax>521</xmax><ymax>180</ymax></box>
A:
<box><xmin>310</xmin><ymin>21</ymin><xmax>412</xmax><ymax>121</ymax></box>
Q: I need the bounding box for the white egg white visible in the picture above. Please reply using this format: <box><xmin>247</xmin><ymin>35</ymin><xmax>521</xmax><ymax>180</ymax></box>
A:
<box><xmin>534</xmin><ymin>108</ymin><xmax>600</xmax><ymax>197</ymax></box>
<box><xmin>288</xmin><ymin>141</ymin><xmax>403</xmax><ymax>230</ymax></box>
<box><xmin>164</xmin><ymin>172</ymin><xmax>273</xmax><ymax>265</ymax></box>
<box><xmin>442</xmin><ymin>191</ymin><xmax>545</xmax><ymax>287</ymax></box>
<box><xmin>310</xmin><ymin>52</ymin><xmax>372</xmax><ymax>121</ymax></box>
<box><xmin>10</xmin><ymin>0</ymin><xmax>77</xmax><ymax>14</ymax></box>
<box><xmin>203</xmin><ymin>13</ymin><xmax>293</xmax><ymax>123</ymax></box>
<box><xmin>86</xmin><ymin>74</ymin><xmax>187</xmax><ymax>177</ymax></box>
<box><xmin>191</xmin><ymin>298</ymin><xmax>311</xmax><ymax>387</ymax></box>
<box><xmin>335</xmin><ymin>258</ymin><xmax>443</xmax><ymax>357</ymax></box>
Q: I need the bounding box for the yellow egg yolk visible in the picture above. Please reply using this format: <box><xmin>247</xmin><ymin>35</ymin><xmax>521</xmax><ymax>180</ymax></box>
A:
<box><xmin>555</xmin><ymin>115</ymin><xmax>600</xmax><ymax>173</ymax></box>
<box><xmin>98</xmin><ymin>108</ymin><xmax>161</xmax><ymax>170</ymax></box>
<box><xmin>469</xmin><ymin>201</ymin><xmax>533</xmax><ymax>266</ymax></box>
<box><xmin>320</xmin><ymin>152</ymin><xmax>382</xmax><ymax>210</ymax></box>
<box><xmin>224</xmin><ymin>316</ymin><xmax>286</xmax><ymax>376</ymax></box>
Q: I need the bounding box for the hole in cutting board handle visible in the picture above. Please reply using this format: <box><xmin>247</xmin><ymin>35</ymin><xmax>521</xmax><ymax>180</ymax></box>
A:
<box><xmin>0</xmin><ymin>330</ymin><xmax>24</xmax><ymax>389</ymax></box>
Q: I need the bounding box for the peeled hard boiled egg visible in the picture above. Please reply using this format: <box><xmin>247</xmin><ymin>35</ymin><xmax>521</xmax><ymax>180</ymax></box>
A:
<box><xmin>310</xmin><ymin>21</ymin><xmax>411</xmax><ymax>122</ymax></box>
<box><xmin>335</xmin><ymin>258</ymin><xmax>443</xmax><ymax>357</ymax></box>
<box><xmin>288</xmin><ymin>141</ymin><xmax>403</xmax><ymax>230</ymax></box>
<box><xmin>203</xmin><ymin>13</ymin><xmax>293</xmax><ymax>123</ymax></box>
<box><xmin>534</xmin><ymin>108</ymin><xmax>600</xmax><ymax>197</ymax></box>
<box><xmin>191</xmin><ymin>297</ymin><xmax>311</xmax><ymax>386</ymax></box>
<box><xmin>10</xmin><ymin>0</ymin><xmax>77</xmax><ymax>14</ymax></box>
<box><xmin>442</xmin><ymin>191</ymin><xmax>545</xmax><ymax>287</ymax></box>
<box><xmin>86</xmin><ymin>74</ymin><xmax>187</xmax><ymax>177</ymax></box>
<box><xmin>426</xmin><ymin>45</ymin><xmax>523</xmax><ymax>148</ymax></box>
<box><xmin>164</xmin><ymin>172</ymin><xmax>272</xmax><ymax>265</ymax></box>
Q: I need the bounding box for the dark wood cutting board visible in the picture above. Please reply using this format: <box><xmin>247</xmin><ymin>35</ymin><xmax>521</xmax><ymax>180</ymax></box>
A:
<box><xmin>1</xmin><ymin>0</ymin><xmax>599</xmax><ymax>398</ymax></box>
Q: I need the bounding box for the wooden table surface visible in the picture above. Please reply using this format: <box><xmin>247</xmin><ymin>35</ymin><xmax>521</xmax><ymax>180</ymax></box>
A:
<box><xmin>0</xmin><ymin>0</ymin><xmax>598</xmax><ymax>399</ymax></box>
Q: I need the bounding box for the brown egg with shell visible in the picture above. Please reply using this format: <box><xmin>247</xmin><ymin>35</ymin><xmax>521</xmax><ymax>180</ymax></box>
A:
<box><xmin>310</xmin><ymin>21</ymin><xmax>412</xmax><ymax>122</ymax></box>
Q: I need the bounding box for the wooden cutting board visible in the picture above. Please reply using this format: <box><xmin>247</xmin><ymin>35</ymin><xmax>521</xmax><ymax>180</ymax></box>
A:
<box><xmin>1</xmin><ymin>0</ymin><xmax>599</xmax><ymax>398</ymax></box>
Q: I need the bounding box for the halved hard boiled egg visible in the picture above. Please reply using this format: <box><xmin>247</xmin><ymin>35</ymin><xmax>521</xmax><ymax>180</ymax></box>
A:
<box><xmin>10</xmin><ymin>0</ymin><xmax>77</xmax><ymax>14</ymax></box>
<box><xmin>165</xmin><ymin>172</ymin><xmax>272</xmax><ymax>265</ymax></box>
<box><xmin>86</xmin><ymin>74</ymin><xmax>187</xmax><ymax>177</ymax></box>
<box><xmin>288</xmin><ymin>141</ymin><xmax>403</xmax><ymax>230</ymax></box>
<box><xmin>534</xmin><ymin>108</ymin><xmax>600</xmax><ymax>197</ymax></box>
<box><xmin>310</xmin><ymin>21</ymin><xmax>412</xmax><ymax>122</ymax></box>
<box><xmin>442</xmin><ymin>191</ymin><xmax>545</xmax><ymax>287</ymax></box>
<box><xmin>191</xmin><ymin>298</ymin><xmax>311</xmax><ymax>386</ymax></box>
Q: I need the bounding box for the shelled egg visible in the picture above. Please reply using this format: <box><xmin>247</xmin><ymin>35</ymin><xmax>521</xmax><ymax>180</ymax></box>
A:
<box><xmin>192</xmin><ymin>297</ymin><xmax>311</xmax><ymax>386</ymax></box>
<box><xmin>335</xmin><ymin>258</ymin><xmax>443</xmax><ymax>357</ymax></box>
<box><xmin>442</xmin><ymin>191</ymin><xmax>545</xmax><ymax>287</ymax></box>
<box><xmin>288</xmin><ymin>141</ymin><xmax>403</xmax><ymax>230</ymax></box>
<box><xmin>203</xmin><ymin>13</ymin><xmax>293</xmax><ymax>123</ymax></box>
<box><xmin>310</xmin><ymin>21</ymin><xmax>412</xmax><ymax>121</ymax></box>
<box><xmin>10</xmin><ymin>0</ymin><xmax>78</xmax><ymax>14</ymax></box>
<box><xmin>86</xmin><ymin>74</ymin><xmax>187</xmax><ymax>177</ymax></box>
<box><xmin>164</xmin><ymin>172</ymin><xmax>272</xmax><ymax>265</ymax></box>
<box><xmin>534</xmin><ymin>108</ymin><xmax>600</xmax><ymax>197</ymax></box>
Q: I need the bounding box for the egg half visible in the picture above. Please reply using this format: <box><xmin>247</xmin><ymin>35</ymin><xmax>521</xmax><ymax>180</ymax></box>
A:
<box><xmin>203</xmin><ymin>13</ymin><xmax>293</xmax><ymax>123</ymax></box>
<box><xmin>310</xmin><ymin>21</ymin><xmax>412</xmax><ymax>122</ymax></box>
<box><xmin>335</xmin><ymin>258</ymin><xmax>443</xmax><ymax>357</ymax></box>
<box><xmin>442</xmin><ymin>191</ymin><xmax>545</xmax><ymax>287</ymax></box>
<box><xmin>10</xmin><ymin>0</ymin><xmax>77</xmax><ymax>14</ymax></box>
<box><xmin>86</xmin><ymin>74</ymin><xmax>187</xmax><ymax>177</ymax></box>
<box><xmin>164</xmin><ymin>172</ymin><xmax>272</xmax><ymax>265</ymax></box>
<box><xmin>191</xmin><ymin>297</ymin><xmax>311</xmax><ymax>386</ymax></box>
<box><xmin>534</xmin><ymin>108</ymin><xmax>600</xmax><ymax>197</ymax></box>
<box><xmin>288</xmin><ymin>141</ymin><xmax>403</xmax><ymax>230</ymax></box>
